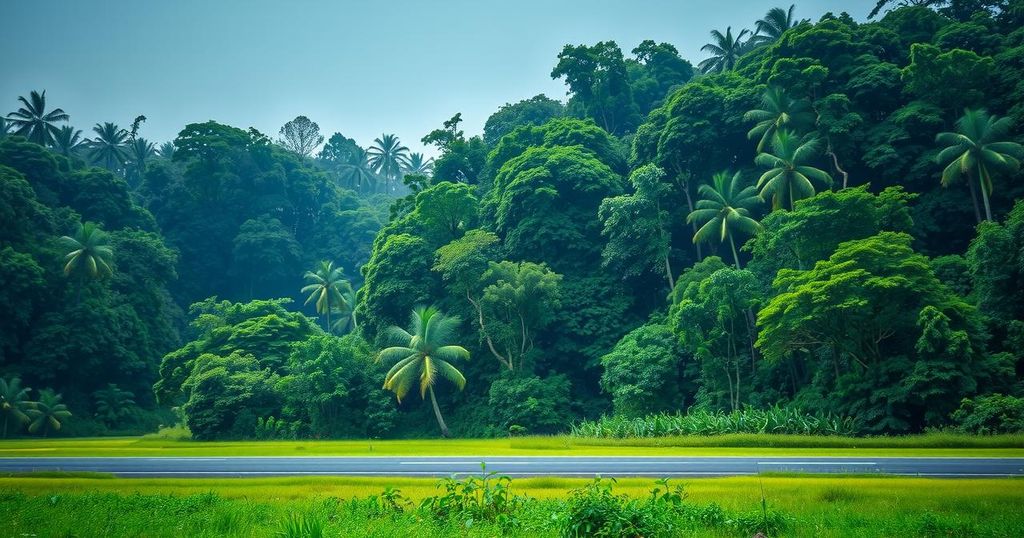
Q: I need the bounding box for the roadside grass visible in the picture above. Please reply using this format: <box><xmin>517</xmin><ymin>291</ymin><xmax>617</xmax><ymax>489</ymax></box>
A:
<box><xmin>0</xmin><ymin>433</ymin><xmax>1022</xmax><ymax>457</ymax></box>
<box><xmin>1</xmin><ymin>475</ymin><xmax>1021</xmax><ymax>537</ymax></box>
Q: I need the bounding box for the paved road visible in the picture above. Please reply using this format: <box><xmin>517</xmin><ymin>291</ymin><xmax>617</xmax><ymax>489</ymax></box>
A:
<box><xmin>1</xmin><ymin>456</ymin><xmax>1022</xmax><ymax>478</ymax></box>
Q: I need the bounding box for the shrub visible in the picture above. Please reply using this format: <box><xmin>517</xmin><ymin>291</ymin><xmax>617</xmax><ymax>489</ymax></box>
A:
<box><xmin>950</xmin><ymin>394</ymin><xmax>1024</xmax><ymax>434</ymax></box>
<box><xmin>570</xmin><ymin>406</ymin><xmax>859</xmax><ymax>438</ymax></box>
<box><xmin>420</xmin><ymin>464</ymin><xmax>529</xmax><ymax>531</ymax></box>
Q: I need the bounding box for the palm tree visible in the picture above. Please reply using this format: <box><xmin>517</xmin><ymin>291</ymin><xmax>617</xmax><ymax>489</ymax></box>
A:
<box><xmin>59</xmin><ymin>222</ymin><xmax>114</xmax><ymax>281</ymax></box>
<box><xmin>53</xmin><ymin>125</ymin><xmax>84</xmax><ymax>158</ymax></box>
<box><xmin>688</xmin><ymin>171</ymin><xmax>763</xmax><ymax>268</ymax></box>
<box><xmin>26</xmin><ymin>389</ymin><xmax>71</xmax><ymax>437</ymax></box>
<box><xmin>6</xmin><ymin>90</ymin><xmax>69</xmax><ymax>146</ymax></box>
<box><xmin>157</xmin><ymin>141</ymin><xmax>176</xmax><ymax>160</ymax></box>
<box><xmin>755</xmin><ymin>130</ymin><xmax>833</xmax><ymax>210</ymax></box>
<box><xmin>936</xmin><ymin>109</ymin><xmax>1023</xmax><ymax>223</ymax></box>
<box><xmin>342</xmin><ymin>146</ymin><xmax>379</xmax><ymax>191</ymax></box>
<box><xmin>0</xmin><ymin>117</ymin><xmax>11</xmax><ymax>139</ymax></box>
<box><xmin>88</xmin><ymin>122</ymin><xmax>129</xmax><ymax>171</ymax></box>
<box><xmin>698</xmin><ymin>27</ymin><xmax>752</xmax><ymax>73</ymax></box>
<box><xmin>403</xmin><ymin>152</ymin><xmax>434</xmax><ymax>177</ymax></box>
<box><xmin>331</xmin><ymin>286</ymin><xmax>359</xmax><ymax>334</ymax></box>
<box><xmin>93</xmin><ymin>384</ymin><xmax>136</xmax><ymax>426</ymax></box>
<box><xmin>367</xmin><ymin>134</ymin><xmax>410</xmax><ymax>193</ymax></box>
<box><xmin>125</xmin><ymin>137</ymin><xmax>156</xmax><ymax>186</ymax></box>
<box><xmin>301</xmin><ymin>260</ymin><xmax>351</xmax><ymax>331</ymax></box>
<box><xmin>744</xmin><ymin>87</ymin><xmax>815</xmax><ymax>153</ymax></box>
<box><xmin>751</xmin><ymin>5</ymin><xmax>803</xmax><ymax>45</ymax></box>
<box><xmin>0</xmin><ymin>376</ymin><xmax>33</xmax><ymax>438</ymax></box>
<box><xmin>377</xmin><ymin>306</ymin><xmax>469</xmax><ymax>437</ymax></box>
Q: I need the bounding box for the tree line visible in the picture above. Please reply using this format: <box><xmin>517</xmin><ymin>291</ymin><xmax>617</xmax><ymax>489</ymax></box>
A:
<box><xmin>1</xmin><ymin>1</ymin><xmax>1023</xmax><ymax>438</ymax></box>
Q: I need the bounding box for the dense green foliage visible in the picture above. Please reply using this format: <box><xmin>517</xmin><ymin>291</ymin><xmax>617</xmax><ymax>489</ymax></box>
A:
<box><xmin>3</xmin><ymin>2</ymin><xmax>1024</xmax><ymax>439</ymax></box>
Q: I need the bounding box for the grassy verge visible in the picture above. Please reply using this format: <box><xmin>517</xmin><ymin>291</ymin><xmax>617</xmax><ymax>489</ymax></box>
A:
<box><xmin>0</xmin><ymin>475</ymin><xmax>1021</xmax><ymax>536</ymax></box>
<box><xmin>0</xmin><ymin>432</ymin><xmax>1019</xmax><ymax>457</ymax></box>
<box><xmin>0</xmin><ymin>433</ymin><xmax>1022</xmax><ymax>457</ymax></box>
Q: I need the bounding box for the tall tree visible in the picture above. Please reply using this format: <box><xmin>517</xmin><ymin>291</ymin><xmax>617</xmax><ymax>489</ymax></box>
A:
<box><xmin>936</xmin><ymin>108</ymin><xmax>1023</xmax><ymax>223</ymax></box>
<box><xmin>377</xmin><ymin>306</ymin><xmax>469</xmax><ymax>437</ymax></box>
<box><xmin>744</xmin><ymin>86</ymin><xmax>815</xmax><ymax>153</ymax></box>
<box><xmin>688</xmin><ymin>171</ymin><xmax>763</xmax><ymax>269</ymax></box>
<box><xmin>59</xmin><ymin>222</ymin><xmax>115</xmax><ymax>281</ymax></box>
<box><xmin>0</xmin><ymin>376</ymin><xmax>33</xmax><ymax>438</ymax></box>
<box><xmin>125</xmin><ymin>137</ymin><xmax>156</xmax><ymax>186</ymax></box>
<box><xmin>301</xmin><ymin>260</ymin><xmax>351</xmax><ymax>331</ymax></box>
<box><xmin>52</xmin><ymin>125</ymin><xmax>84</xmax><ymax>158</ymax></box>
<box><xmin>551</xmin><ymin>41</ymin><xmax>641</xmax><ymax>135</ymax></box>
<box><xmin>88</xmin><ymin>122</ymin><xmax>129</xmax><ymax>171</ymax></box>
<box><xmin>698</xmin><ymin>27</ymin><xmax>751</xmax><ymax>73</ymax></box>
<box><xmin>26</xmin><ymin>389</ymin><xmax>71</xmax><ymax>437</ymax></box>
<box><xmin>278</xmin><ymin>115</ymin><xmax>324</xmax><ymax>158</ymax></box>
<box><xmin>6</xmin><ymin>90</ymin><xmax>68</xmax><ymax>146</ymax></box>
<box><xmin>403</xmin><ymin>152</ymin><xmax>434</xmax><ymax>176</ymax></box>
<box><xmin>755</xmin><ymin>130</ymin><xmax>833</xmax><ymax>210</ymax></box>
<box><xmin>367</xmin><ymin>134</ymin><xmax>410</xmax><ymax>193</ymax></box>
<box><xmin>157</xmin><ymin>141</ymin><xmax>176</xmax><ymax>160</ymax></box>
<box><xmin>598</xmin><ymin>164</ymin><xmax>677</xmax><ymax>288</ymax></box>
<box><xmin>751</xmin><ymin>5</ymin><xmax>803</xmax><ymax>45</ymax></box>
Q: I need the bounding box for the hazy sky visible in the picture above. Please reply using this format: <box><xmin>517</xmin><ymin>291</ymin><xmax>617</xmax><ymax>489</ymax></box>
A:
<box><xmin>1</xmin><ymin>0</ymin><xmax>875</xmax><ymax>156</ymax></box>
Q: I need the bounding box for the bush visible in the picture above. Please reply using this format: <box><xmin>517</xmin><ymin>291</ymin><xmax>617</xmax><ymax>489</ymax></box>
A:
<box><xmin>488</xmin><ymin>372</ymin><xmax>575</xmax><ymax>435</ymax></box>
<box><xmin>420</xmin><ymin>464</ymin><xmax>528</xmax><ymax>531</ymax></box>
<box><xmin>950</xmin><ymin>394</ymin><xmax>1024</xmax><ymax>434</ymax></box>
<box><xmin>561</xmin><ymin>477</ymin><xmax>661</xmax><ymax>538</ymax></box>
<box><xmin>570</xmin><ymin>407</ymin><xmax>859</xmax><ymax>438</ymax></box>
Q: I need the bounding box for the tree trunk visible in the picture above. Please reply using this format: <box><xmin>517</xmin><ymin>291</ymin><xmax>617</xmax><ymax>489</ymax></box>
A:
<box><xmin>728</xmin><ymin>235</ymin><xmax>742</xmax><ymax>270</ymax></box>
<box><xmin>979</xmin><ymin>166</ymin><xmax>994</xmax><ymax>222</ymax></box>
<box><xmin>325</xmin><ymin>308</ymin><xmax>331</xmax><ymax>333</ymax></box>
<box><xmin>966</xmin><ymin>173</ymin><xmax>983</xmax><ymax>224</ymax></box>
<box><xmin>664</xmin><ymin>255</ymin><xmax>675</xmax><ymax>291</ymax></box>
<box><xmin>428</xmin><ymin>386</ymin><xmax>450</xmax><ymax>438</ymax></box>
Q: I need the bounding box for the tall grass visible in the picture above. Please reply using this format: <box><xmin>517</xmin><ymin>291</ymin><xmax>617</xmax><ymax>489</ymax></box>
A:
<box><xmin>570</xmin><ymin>408</ymin><xmax>859</xmax><ymax>438</ymax></box>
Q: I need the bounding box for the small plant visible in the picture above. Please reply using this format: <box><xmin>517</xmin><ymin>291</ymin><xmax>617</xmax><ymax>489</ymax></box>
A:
<box><xmin>370</xmin><ymin>486</ymin><xmax>411</xmax><ymax>515</ymax></box>
<box><xmin>275</xmin><ymin>514</ymin><xmax>324</xmax><ymax>538</ymax></box>
<box><xmin>420</xmin><ymin>463</ymin><xmax>528</xmax><ymax>530</ymax></box>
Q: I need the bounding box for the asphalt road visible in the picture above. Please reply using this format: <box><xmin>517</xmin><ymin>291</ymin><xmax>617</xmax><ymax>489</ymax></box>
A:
<box><xmin>1</xmin><ymin>456</ymin><xmax>1022</xmax><ymax>478</ymax></box>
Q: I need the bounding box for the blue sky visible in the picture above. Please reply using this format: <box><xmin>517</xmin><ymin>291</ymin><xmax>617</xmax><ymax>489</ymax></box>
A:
<box><xmin>1</xmin><ymin>0</ymin><xmax>875</xmax><ymax>156</ymax></box>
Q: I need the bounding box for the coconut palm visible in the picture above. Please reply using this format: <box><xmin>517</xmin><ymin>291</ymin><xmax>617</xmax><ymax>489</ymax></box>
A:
<box><xmin>367</xmin><ymin>134</ymin><xmax>410</xmax><ymax>193</ymax></box>
<box><xmin>93</xmin><ymin>384</ymin><xmax>136</xmax><ymax>426</ymax></box>
<box><xmin>377</xmin><ymin>306</ymin><xmax>469</xmax><ymax>437</ymax></box>
<box><xmin>0</xmin><ymin>117</ymin><xmax>11</xmax><ymax>139</ymax></box>
<box><xmin>744</xmin><ymin>87</ymin><xmax>815</xmax><ymax>153</ymax></box>
<box><xmin>750</xmin><ymin>5</ymin><xmax>803</xmax><ymax>45</ymax></box>
<box><xmin>936</xmin><ymin>108</ymin><xmax>1024</xmax><ymax>223</ymax></box>
<box><xmin>755</xmin><ymin>130</ymin><xmax>833</xmax><ymax>210</ymax></box>
<box><xmin>301</xmin><ymin>260</ymin><xmax>350</xmax><ymax>331</ymax></box>
<box><xmin>59</xmin><ymin>222</ymin><xmax>114</xmax><ymax>280</ymax></box>
<box><xmin>88</xmin><ymin>122</ymin><xmax>129</xmax><ymax>171</ymax></box>
<box><xmin>157</xmin><ymin>141</ymin><xmax>176</xmax><ymax>160</ymax></box>
<box><xmin>331</xmin><ymin>286</ymin><xmax>359</xmax><ymax>334</ymax></box>
<box><xmin>0</xmin><ymin>376</ymin><xmax>33</xmax><ymax>438</ymax></box>
<box><xmin>26</xmin><ymin>389</ymin><xmax>71</xmax><ymax>437</ymax></box>
<box><xmin>688</xmin><ymin>171</ymin><xmax>763</xmax><ymax>268</ymax></box>
<box><xmin>341</xmin><ymin>146</ymin><xmax>378</xmax><ymax>191</ymax></box>
<box><xmin>6</xmin><ymin>90</ymin><xmax>69</xmax><ymax>146</ymax></box>
<box><xmin>698</xmin><ymin>27</ymin><xmax>752</xmax><ymax>73</ymax></box>
<box><xmin>403</xmin><ymin>152</ymin><xmax>434</xmax><ymax>177</ymax></box>
<box><xmin>53</xmin><ymin>125</ymin><xmax>85</xmax><ymax>158</ymax></box>
<box><xmin>125</xmin><ymin>137</ymin><xmax>156</xmax><ymax>186</ymax></box>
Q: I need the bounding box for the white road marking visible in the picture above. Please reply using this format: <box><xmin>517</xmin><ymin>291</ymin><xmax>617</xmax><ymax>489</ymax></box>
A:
<box><xmin>757</xmin><ymin>461</ymin><xmax>876</xmax><ymax>465</ymax></box>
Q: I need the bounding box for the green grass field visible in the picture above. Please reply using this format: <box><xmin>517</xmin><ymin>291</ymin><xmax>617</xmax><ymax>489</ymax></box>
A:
<box><xmin>1</xmin><ymin>432</ymin><xmax>1023</xmax><ymax>457</ymax></box>
<box><xmin>1</xmin><ymin>474</ymin><xmax>1021</xmax><ymax>536</ymax></box>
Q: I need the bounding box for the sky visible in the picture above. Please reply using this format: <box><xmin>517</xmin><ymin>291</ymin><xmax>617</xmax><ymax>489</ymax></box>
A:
<box><xmin>1</xmin><ymin>0</ymin><xmax>876</xmax><ymax>157</ymax></box>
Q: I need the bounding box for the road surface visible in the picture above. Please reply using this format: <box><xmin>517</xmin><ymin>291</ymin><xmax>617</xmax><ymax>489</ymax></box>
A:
<box><xmin>1</xmin><ymin>456</ymin><xmax>1022</xmax><ymax>478</ymax></box>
